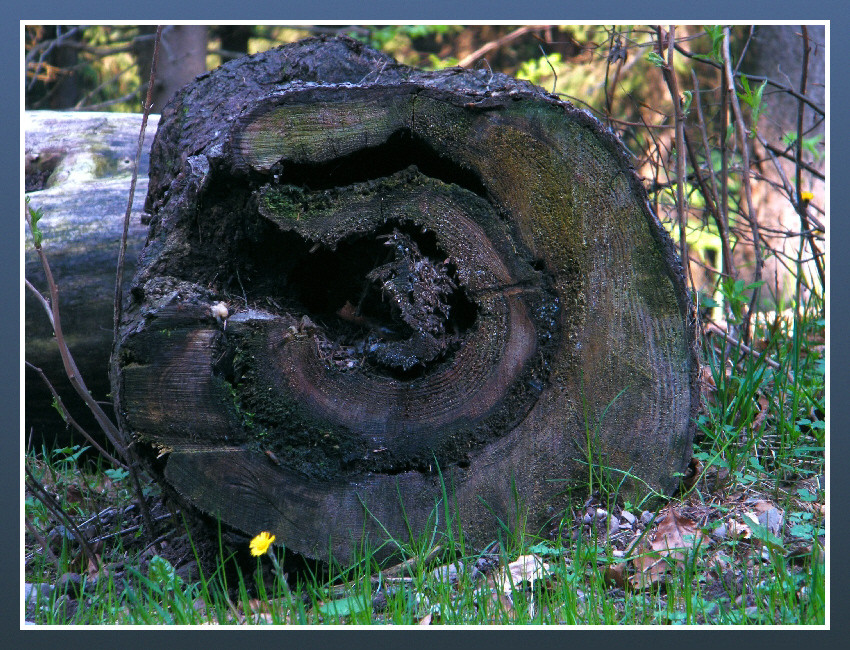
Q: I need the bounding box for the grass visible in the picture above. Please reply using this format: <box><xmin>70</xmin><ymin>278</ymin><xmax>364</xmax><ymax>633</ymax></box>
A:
<box><xmin>23</xmin><ymin>246</ymin><xmax>826</xmax><ymax>628</ymax></box>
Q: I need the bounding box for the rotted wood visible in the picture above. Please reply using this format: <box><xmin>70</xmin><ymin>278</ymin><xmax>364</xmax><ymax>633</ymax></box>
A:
<box><xmin>25</xmin><ymin>111</ymin><xmax>157</xmax><ymax>447</ymax></box>
<box><xmin>111</xmin><ymin>35</ymin><xmax>699</xmax><ymax>561</ymax></box>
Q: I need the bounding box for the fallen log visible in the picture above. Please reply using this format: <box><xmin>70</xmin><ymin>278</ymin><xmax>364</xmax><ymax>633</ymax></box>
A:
<box><xmin>24</xmin><ymin>111</ymin><xmax>157</xmax><ymax>448</ymax></box>
<box><xmin>110</xmin><ymin>35</ymin><xmax>699</xmax><ymax>562</ymax></box>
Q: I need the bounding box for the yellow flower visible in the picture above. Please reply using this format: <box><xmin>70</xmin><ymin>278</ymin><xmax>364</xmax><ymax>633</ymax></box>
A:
<box><xmin>250</xmin><ymin>531</ymin><xmax>276</xmax><ymax>556</ymax></box>
<box><xmin>801</xmin><ymin>191</ymin><xmax>814</xmax><ymax>202</ymax></box>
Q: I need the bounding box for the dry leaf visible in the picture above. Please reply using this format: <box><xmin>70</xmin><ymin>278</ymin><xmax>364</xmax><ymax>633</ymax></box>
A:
<box><xmin>65</xmin><ymin>485</ymin><xmax>84</xmax><ymax>504</ymax></box>
<box><xmin>86</xmin><ymin>555</ymin><xmax>102</xmax><ymax>582</ymax></box>
<box><xmin>630</xmin><ymin>549</ymin><xmax>666</xmax><ymax>589</ymax></box>
<box><xmin>682</xmin><ymin>456</ymin><xmax>703</xmax><ymax>491</ymax></box>
<box><xmin>751</xmin><ymin>395</ymin><xmax>771</xmax><ymax>433</ymax></box>
<box><xmin>629</xmin><ymin>507</ymin><xmax>709</xmax><ymax>589</ymax></box>
<box><xmin>418</xmin><ymin>613</ymin><xmax>432</xmax><ymax>625</ymax></box>
<box><xmin>603</xmin><ymin>561</ymin><xmax>627</xmax><ymax>588</ymax></box>
<box><xmin>497</xmin><ymin>554</ymin><xmax>551</xmax><ymax>594</ymax></box>
<box><xmin>726</xmin><ymin>518</ymin><xmax>752</xmax><ymax>539</ymax></box>
<box><xmin>751</xmin><ymin>501</ymin><xmax>784</xmax><ymax>537</ymax></box>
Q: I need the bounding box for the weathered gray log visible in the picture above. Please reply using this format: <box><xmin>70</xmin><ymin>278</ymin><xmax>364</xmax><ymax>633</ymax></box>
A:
<box><xmin>25</xmin><ymin>111</ymin><xmax>157</xmax><ymax>447</ymax></box>
<box><xmin>111</xmin><ymin>36</ymin><xmax>699</xmax><ymax>561</ymax></box>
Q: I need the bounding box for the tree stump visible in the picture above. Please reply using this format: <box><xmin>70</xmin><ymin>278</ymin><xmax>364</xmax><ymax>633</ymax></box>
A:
<box><xmin>111</xmin><ymin>36</ymin><xmax>699</xmax><ymax>561</ymax></box>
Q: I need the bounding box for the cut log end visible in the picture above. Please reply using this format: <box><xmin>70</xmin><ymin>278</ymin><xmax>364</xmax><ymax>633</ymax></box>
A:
<box><xmin>112</xmin><ymin>36</ymin><xmax>698</xmax><ymax>562</ymax></box>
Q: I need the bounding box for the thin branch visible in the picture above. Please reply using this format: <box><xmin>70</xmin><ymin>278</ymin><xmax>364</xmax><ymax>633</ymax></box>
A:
<box><xmin>691</xmin><ymin>69</ymin><xmax>737</xmax><ymax>281</ymax></box>
<box><xmin>705</xmin><ymin>322</ymin><xmax>780</xmax><ymax>371</ymax></box>
<box><xmin>760</xmin><ymin>141</ymin><xmax>824</xmax><ymax>181</ymax></box>
<box><xmin>661</xmin><ymin>26</ymin><xmax>691</xmax><ymax>288</ymax></box>
<box><xmin>673</xmin><ymin>35</ymin><xmax>824</xmax><ymax>116</ymax></box>
<box><xmin>25</xmin><ymin>464</ymin><xmax>100</xmax><ymax>572</ymax></box>
<box><xmin>723</xmin><ymin>27</ymin><xmax>762</xmax><ymax>343</ymax></box>
<box><xmin>114</xmin><ymin>25</ymin><xmax>162</xmax><ymax>345</ymax></box>
<box><xmin>756</xmin><ymin>134</ymin><xmax>826</xmax><ymax>234</ymax></box>
<box><xmin>26</xmin><ymin>198</ymin><xmax>161</xmax><ymax>554</ymax></box>
<box><xmin>72</xmin><ymin>88</ymin><xmax>143</xmax><ymax>112</ymax></box>
<box><xmin>26</xmin><ymin>26</ymin><xmax>84</xmax><ymax>92</ymax></box>
<box><xmin>790</xmin><ymin>26</ymin><xmax>825</xmax><ymax>290</ymax></box>
<box><xmin>73</xmin><ymin>61</ymin><xmax>137</xmax><ymax>110</ymax></box>
<box><xmin>457</xmin><ymin>25</ymin><xmax>549</xmax><ymax>68</ymax></box>
<box><xmin>25</xmin><ymin>361</ymin><xmax>127</xmax><ymax>470</ymax></box>
<box><xmin>25</xmin><ymin>518</ymin><xmax>61</xmax><ymax>572</ymax></box>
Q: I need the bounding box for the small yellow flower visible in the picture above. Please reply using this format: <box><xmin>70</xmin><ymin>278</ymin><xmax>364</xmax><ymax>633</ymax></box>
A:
<box><xmin>250</xmin><ymin>531</ymin><xmax>276</xmax><ymax>556</ymax></box>
<box><xmin>801</xmin><ymin>191</ymin><xmax>814</xmax><ymax>203</ymax></box>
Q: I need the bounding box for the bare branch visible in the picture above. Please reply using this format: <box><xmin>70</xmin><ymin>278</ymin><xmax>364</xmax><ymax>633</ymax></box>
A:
<box><xmin>114</xmin><ymin>25</ymin><xmax>161</xmax><ymax>345</ymax></box>
<box><xmin>723</xmin><ymin>27</ymin><xmax>762</xmax><ymax>343</ymax></box>
<box><xmin>25</xmin><ymin>361</ymin><xmax>127</xmax><ymax>470</ymax></box>
<box><xmin>457</xmin><ymin>25</ymin><xmax>550</xmax><ymax>68</ymax></box>
<box><xmin>25</xmin><ymin>464</ymin><xmax>101</xmax><ymax>572</ymax></box>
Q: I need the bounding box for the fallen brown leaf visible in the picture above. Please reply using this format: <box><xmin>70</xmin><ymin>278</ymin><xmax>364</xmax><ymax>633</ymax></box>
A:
<box><xmin>629</xmin><ymin>506</ymin><xmax>709</xmax><ymax>589</ymax></box>
<box><xmin>750</xmin><ymin>395</ymin><xmax>771</xmax><ymax>433</ymax></box>
<box><xmin>497</xmin><ymin>554</ymin><xmax>551</xmax><ymax>595</ymax></box>
<box><xmin>603</xmin><ymin>561</ymin><xmax>627</xmax><ymax>589</ymax></box>
<box><xmin>726</xmin><ymin>518</ymin><xmax>752</xmax><ymax>539</ymax></box>
<box><xmin>682</xmin><ymin>457</ymin><xmax>703</xmax><ymax>491</ymax></box>
<box><xmin>86</xmin><ymin>555</ymin><xmax>102</xmax><ymax>582</ymax></box>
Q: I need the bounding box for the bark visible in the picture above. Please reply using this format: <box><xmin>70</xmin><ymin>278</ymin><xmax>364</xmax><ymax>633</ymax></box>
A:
<box><xmin>112</xmin><ymin>36</ymin><xmax>699</xmax><ymax>561</ymax></box>
<box><xmin>25</xmin><ymin>110</ymin><xmax>157</xmax><ymax>448</ymax></box>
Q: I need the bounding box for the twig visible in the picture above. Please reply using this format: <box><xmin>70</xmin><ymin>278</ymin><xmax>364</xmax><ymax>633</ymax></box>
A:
<box><xmin>539</xmin><ymin>44</ymin><xmax>558</xmax><ymax>95</ymax></box>
<box><xmin>719</xmin><ymin>62</ymin><xmax>731</xmax><ymax>323</ymax></box>
<box><xmin>72</xmin><ymin>89</ymin><xmax>144</xmax><ymax>113</ymax></box>
<box><xmin>761</xmin><ymin>141</ymin><xmax>824</xmax><ymax>181</ymax></box>
<box><xmin>25</xmin><ymin>518</ymin><xmax>61</xmax><ymax>571</ymax></box>
<box><xmin>26</xmin><ymin>203</ymin><xmax>162</xmax><ymax>556</ymax></box>
<box><xmin>672</xmin><ymin>36</ymin><xmax>824</xmax><ymax>116</ymax></box>
<box><xmin>756</xmin><ymin>133</ymin><xmax>826</xmax><ymax>235</ymax></box>
<box><xmin>114</xmin><ymin>25</ymin><xmax>161</xmax><ymax>345</ymax></box>
<box><xmin>790</xmin><ymin>26</ymin><xmax>825</xmax><ymax>290</ymax></box>
<box><xmin>660</xmin><ymin>26</ymin><xmax>691</xmax><ymax>289</ymax></box>
<box><xmin>73</xmin><ymin>61</ymin><xmax>137</xmax><ymax>110</ymax></box>
<box><xmin>25</xmin><ymin>208</ymin><xmax>126</xmax><ymax>455</ymax></box>
<box><xmin>691</xmin><ymin>70</ymin><xmax>736</xmax><ymax>281</ymax></box>
<box><xmin>723</xmin><ymin>27</ymin><xmax>762</xmax><ymax>344</ymax></box>
<box><xmin>25</xmin><ymin>465</ymin><xmax>100</xmax><ymax>572</ymax></box>
<box><xmin>704</xmin><ymin>322</ymin><xmax>781</xmax><ymax>371</ymax></box>
<box><xmin>457</xmin><ymin>25</ymin><xmax>549</xmax><ymax>68</ymax></box>
<box><xmin>25</xmin><ymin>361</ymin><xmax>127</xmax><ymax>470</ymax></box>
<box><xmin>26</xmin><ymin>26</ymin><xmax>84</xmax><ymax>92</ymax></box>
<box><xmin>87</xmin><ymin>514</ymin><xmax>173</xmax><ymax>545</ymax></box>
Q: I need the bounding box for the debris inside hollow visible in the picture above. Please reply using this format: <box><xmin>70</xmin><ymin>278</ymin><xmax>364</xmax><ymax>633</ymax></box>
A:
<box><xmin>365</xmin><ymin>229</ymin><xmax>458</xmax><ymax>371</ymax></box>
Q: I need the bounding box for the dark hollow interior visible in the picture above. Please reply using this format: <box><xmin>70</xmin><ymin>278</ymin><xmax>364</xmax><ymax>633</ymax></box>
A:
<box><xmin>262</xmin><ymin>129</ymin><xmax>488</xmax><ymax>197</ymax></box>
<box><xmin>229</xmin><ymin>218</ymin><xmax>479</xmax><ymax>379</ymax></box>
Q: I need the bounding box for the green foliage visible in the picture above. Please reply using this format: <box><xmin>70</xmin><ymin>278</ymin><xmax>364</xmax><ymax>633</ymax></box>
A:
<box><xmin>646</xmin><ymin>51</ymin><xmax>665</xmax><ymax>67</ymax></box>
<box><xmin>782</xmin><ymin>132</ymin><xmax>824</xmax><ymax>163</ymax></box>
<box><xmin>694</xmin><ymin>25</ymin><xmax>725</xmax><ymax>63</ymax></box>
<box><xmin>720</xmin><ymin>278</ymin><xmax>765</xmax><ymax>325</ymax></box>
<box><xmin>737</xmin><ymin>75</ymin><xmax>768</xmax><ymax>136</ymax></box>
<box><xmin>516</xmin><ymin>52</ymin><xmax>563</xmax><ymax>87</ymax></box>
<box><xmin>26</xmin><ymin>197</ymin><xmax>43</xmax><ymax>247</ymax></box>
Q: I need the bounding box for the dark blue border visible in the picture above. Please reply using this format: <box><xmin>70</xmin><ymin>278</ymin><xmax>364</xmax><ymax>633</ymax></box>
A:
<box><xmin>8</xmin><ymin>0</ymin><xmax>845</xmax><ymax>644</ymax></box>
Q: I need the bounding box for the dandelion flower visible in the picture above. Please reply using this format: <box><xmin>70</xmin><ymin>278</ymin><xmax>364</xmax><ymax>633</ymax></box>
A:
<box><xmin>250</xmin><ymin>531</ymin><xmax>276</xmax><ymax>556</ymax></box>
<box><xmin>801</xmin><ymin>191</ymin><xmax>814</xmax><ymax>202</ymax></box>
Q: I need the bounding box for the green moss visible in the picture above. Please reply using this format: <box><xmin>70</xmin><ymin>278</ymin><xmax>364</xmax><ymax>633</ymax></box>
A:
<box><xmin>259</xmin><ymin>184</ymin><xmax>307</xmax><ymax>221</ymax></box>
<box><xmin>220</xmin><ymin>324</ymin><xmax>364</xmax><ymax>481</ymax></box>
